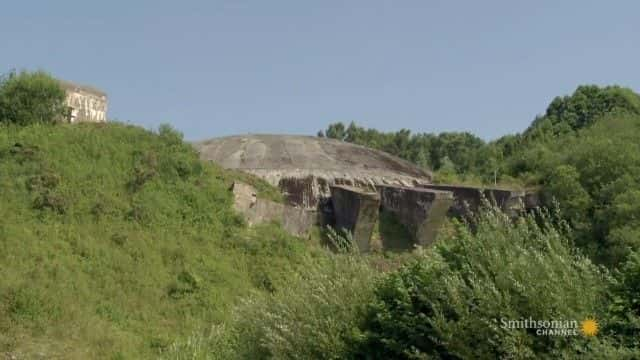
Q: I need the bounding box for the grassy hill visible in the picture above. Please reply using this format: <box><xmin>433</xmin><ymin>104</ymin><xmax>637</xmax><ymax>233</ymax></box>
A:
<box><xmin>0</xmin><ymin>122</ymin><xmax>314</xmax><ymax>358</ymax></box>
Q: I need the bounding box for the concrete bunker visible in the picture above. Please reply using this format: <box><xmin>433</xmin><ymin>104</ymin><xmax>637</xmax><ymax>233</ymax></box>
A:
<box><xmin>198</xmin><ymin>135</ymin><xmax>533</xmax><ymax>251</ymax></box>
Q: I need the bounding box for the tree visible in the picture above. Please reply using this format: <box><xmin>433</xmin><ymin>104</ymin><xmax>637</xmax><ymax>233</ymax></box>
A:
<box><xmin>0</xmin><ymin>70</ymin><xmax>67</xmax><ymax>125</ymax></box>
<box><xmin>543</xmin><ymin>165</ymin><xmax>592</xmax><ymax>232</ymax></box>
<box><xmin>430</xmin><ymin>132</ymin><xmax>485</xmax><ymax>173</ymax></box>
<box><xmin>324</xmin><ymin>122</ymin><xmax>347</xmax><ymax>141</ymax></box>
<box><xmin>607</xmin><ymin>251</ymin><xmax>640</xmax><ymax>349</ymax></box>
<box><xmin>318</xmin><ymin>122</ymin><xmax>487</xmax><ymax>176</ymax></box>
<box><xmin>414</xmin><ymin>149</ymin><xmax>430</xmax><ymax>170</ymax></box>
<box><xmin>524</xmin><ymin>85</ymin><xmax>640</xmax><ymax>139</ymax></box>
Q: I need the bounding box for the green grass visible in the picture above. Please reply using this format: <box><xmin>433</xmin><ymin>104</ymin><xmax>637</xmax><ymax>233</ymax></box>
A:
<box><xmin>165</xmin><ymin>233</ymin><xmax>381</xmax><ymax>360</ymax></box>
<box><xmin>0</xmin><ymin>122</ymin><xmax>314</xmax><ymax>358</ymax></box>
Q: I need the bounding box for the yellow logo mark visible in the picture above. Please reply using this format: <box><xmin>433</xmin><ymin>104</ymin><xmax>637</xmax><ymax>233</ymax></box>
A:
<box><xmin>580</xmin><ymin>318</ymin><xmax>599</xmax><ymax>337</ymax></box>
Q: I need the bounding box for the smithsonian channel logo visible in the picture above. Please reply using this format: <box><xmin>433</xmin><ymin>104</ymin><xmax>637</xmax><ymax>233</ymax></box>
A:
<box><xmin>500</xmin><ymin>317</ymin><xmax>599</xmax><ymax>337</ymax></box>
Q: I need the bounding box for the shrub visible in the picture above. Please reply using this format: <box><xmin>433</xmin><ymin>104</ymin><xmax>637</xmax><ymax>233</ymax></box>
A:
<box><xmin>32</xmin><ymin>190</ymin><xmax>68</xmax><ymax>214</ymax></box>
<box><xmin>224</xmin><ymin>251</ymin><xmax>376</xmax><ymax>359</ymax></box>
<box><xmin>355</xmin><ymin>206</ymin><xmax>618</xmax><ymax>359</ymax></box>
<box><xmin>606</xmin><ymin>251</ymin><xmax>640</xmax><ymax>349</ymax></box>
<box><xmin>0</xmin><ymin>70</ymin><xmax>67</xmax><ymax>125</ymax></box>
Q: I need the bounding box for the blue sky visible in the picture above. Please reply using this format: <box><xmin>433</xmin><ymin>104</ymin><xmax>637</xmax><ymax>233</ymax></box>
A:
<box><xmin>2</xmin><ymin>1</ymin><xmax>638</xmax><ymax>141</ymax></box>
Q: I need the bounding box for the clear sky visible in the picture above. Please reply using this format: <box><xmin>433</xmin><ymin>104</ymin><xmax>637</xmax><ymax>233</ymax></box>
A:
<box><xmin>2</xmin><ymin>1</ymin><xmax>638</xmax><ymax>141</ymax></box>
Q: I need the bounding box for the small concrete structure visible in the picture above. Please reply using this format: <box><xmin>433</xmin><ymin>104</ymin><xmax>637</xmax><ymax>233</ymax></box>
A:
<box><xmin>330</xmin><ymin>185</ymin><xmax>380</xmax><ymax>252</ymax></box>
<box><xmin>59</xmin><ymin>80</ymin><xmax>108</xmax><ymax>123</ymax></box>
<box><xmin>230</xmin><ymin>182</ymin><xmax>315</xmax><ymax>236</ymax></box>
<box><xmin>378</xmin><ymin>185</ymin><xmax>454</xmax><ymax>247</ymax></box>
<box><xmin>231</xmin><ymin>182</ymin><xmax>257</xmax><ymax>214</ymax></box>
<box><xmin>420</xmin><ymin>184</ymin><xmax>527</xmax><ymax>218</ymax></box>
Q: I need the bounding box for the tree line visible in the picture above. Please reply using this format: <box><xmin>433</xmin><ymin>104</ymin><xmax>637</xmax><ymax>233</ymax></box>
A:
<box><xmin>319</xmin><ymin>85</ymin><xmax>640</xmax><ymax>267</ymax></box>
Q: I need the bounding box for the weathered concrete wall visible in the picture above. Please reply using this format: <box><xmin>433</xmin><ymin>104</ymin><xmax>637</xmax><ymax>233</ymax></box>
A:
<box><xmin>59</xmin><ymin>80</ymin><xmax>107</xmax><ymax>123</ymax></box>
<box><xmin>330</xmin><ymin>185</ymin><xmax>380</xmax><ymax>252</ymax></box>
<box><xmin>276</xmin><ymin>175</ymin><xmax>383</xmax><ymax>209</ymax></box>
<box><xmin>378</xmin><ymin>185</ymin><xmax>453</xmax><ymax>247</ymax></box>
<box><xmin>231</xmin><ymin>182</ymin><xmax>315</xmax><ymax>236</ymax></box>
<box><xmin>269</xmin><ymin>173</ymin><xmax>424</xmax><ymax>210</ymax></box>
<box><xmin>278</xmin><ymin>176</ymin><xmax>321</xmax><ymax>209</ymax></box>
<box><xmin>420</xmin><ymin>184</ymin><xmax>526</xmax><ymax>218</ymax></box>
<box><xmin>231</xmin><ymin>181</ymin><xmax>257</xmax><ymax>213</ymax></box>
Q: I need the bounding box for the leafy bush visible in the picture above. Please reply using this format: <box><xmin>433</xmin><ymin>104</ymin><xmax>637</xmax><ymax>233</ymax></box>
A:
<box><xmin>607</xmin><ymin>251</ymin><xmax>640</xmax><ymax>349</ymax></box>
<box><xmin>0</xmin><ymin>70</ymin><xmax>67</xmax><ymax>125</ymax></box>
<box><xmin>355</xmin><ymin>206</ymin><xmax>621</xmax><ymax>359</ymax></box>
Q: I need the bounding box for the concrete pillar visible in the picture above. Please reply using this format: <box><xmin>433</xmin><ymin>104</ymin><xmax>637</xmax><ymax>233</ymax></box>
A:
<box><xmin>330</xmin><ymin>185</ymin><xmax>380</xmax><ymax>252</ymax></box>
<box><xmin>377</xmin><ymin>185</ymin><xmax>453</xmax><ymax>247</ymax></box>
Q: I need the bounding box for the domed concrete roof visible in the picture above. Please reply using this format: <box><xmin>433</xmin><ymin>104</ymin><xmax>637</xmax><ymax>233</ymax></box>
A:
<box><xmin>196</xmin><ymin>134</ymin><xmax>431</xmax><ymax>182</ymax></box>
<box><xmin>196</xmin><ymin>135</ymin><xmax>432</xmax><ymax>208</ymax></box>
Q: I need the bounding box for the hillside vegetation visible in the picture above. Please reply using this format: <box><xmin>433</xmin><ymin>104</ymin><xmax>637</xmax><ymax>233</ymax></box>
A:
<box><xmin>171</xmin><ymin>206</ymin><xmax>640</xmax><ymax>359</ymax></box>
<box><xmin>172</xmin><ymin>85</ymin><xmax>640</xmax><ymax>358</ymax></box>
<box><xmin>3</xmin><ymin>71</ymin><xmax>640</xmax><ymax>358</ymax></box>
<box><xmin>0</xmin><ymin>122</ymin><xmax>315</xmax><ymax>358</ymax></box>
